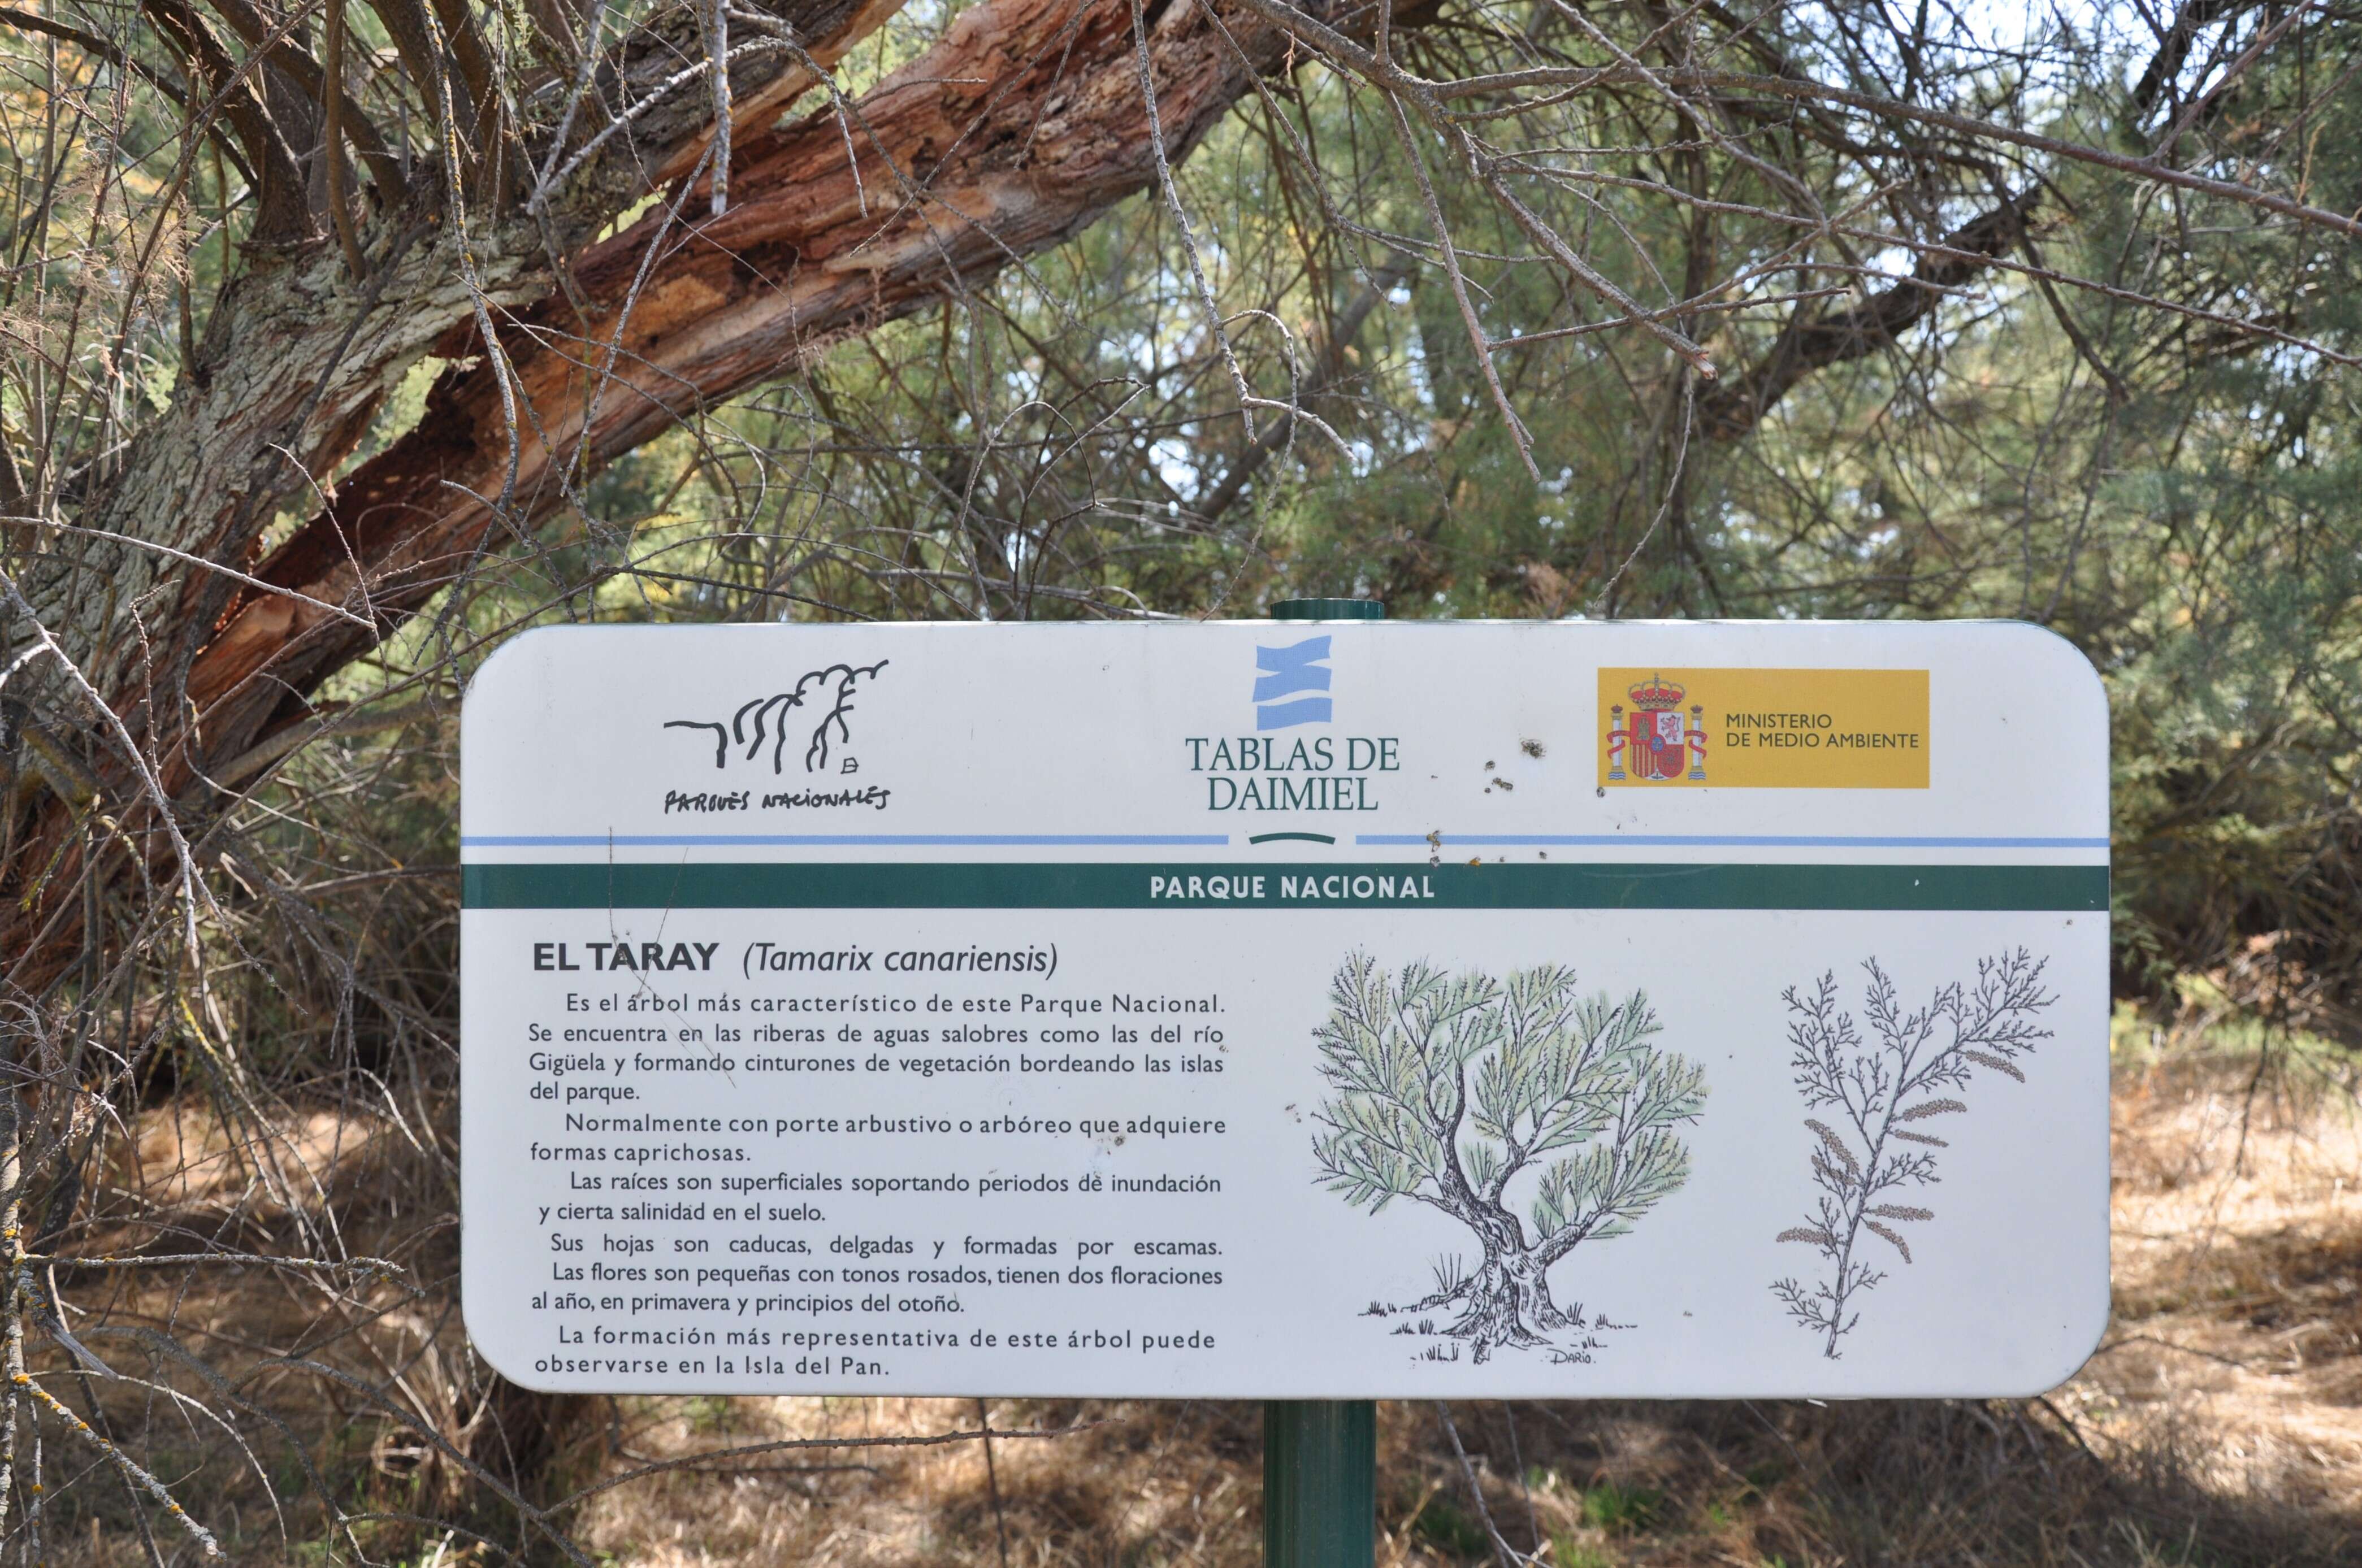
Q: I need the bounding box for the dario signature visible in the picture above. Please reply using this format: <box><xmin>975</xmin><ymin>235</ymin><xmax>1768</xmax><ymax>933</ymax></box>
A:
<box><xmin>662</xmin><ymin>661</ymin><xmax>888</xmax><ymax>774</ymax></box>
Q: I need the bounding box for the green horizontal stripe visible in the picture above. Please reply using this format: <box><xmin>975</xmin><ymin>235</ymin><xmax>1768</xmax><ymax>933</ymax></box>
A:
<box><xmin>462</xmin><ymin>861</ymin><xmax>2107</xmax><ymax>912</ymax></box>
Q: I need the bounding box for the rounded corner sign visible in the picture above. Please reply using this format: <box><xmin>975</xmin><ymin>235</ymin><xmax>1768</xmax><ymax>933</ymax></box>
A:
<box><xmin>459</xmin><ymin>620</ymin><xmax>2109</xmax><ymax>1399</ymax></box>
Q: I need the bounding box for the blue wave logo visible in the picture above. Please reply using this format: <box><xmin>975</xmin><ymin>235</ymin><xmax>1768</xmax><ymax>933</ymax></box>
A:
<box><xmin>1255</xmin><ymin>636</ymin><xmax>1333</xmax><ymax>730</ymax></box>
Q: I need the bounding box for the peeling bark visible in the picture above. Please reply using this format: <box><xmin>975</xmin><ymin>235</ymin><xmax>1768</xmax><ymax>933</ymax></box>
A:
<box><xmin>0</xmin><ymin>0</ymin><xmax>907</xmax><ymax>980</ymax></box>
<box><xmin>0</xmin><ymin>0</ymin><xmax>1364</xmax><ymax>981</ymax></box>
<box><xmin>21</xmin><ymin>0</ymin><xmax>899</xmax><ymax>712</ymax></box>
<box><xmin>189</xmin><ymin>0</ymin><xmax>1335</xmax><ymax>766</ymax></box>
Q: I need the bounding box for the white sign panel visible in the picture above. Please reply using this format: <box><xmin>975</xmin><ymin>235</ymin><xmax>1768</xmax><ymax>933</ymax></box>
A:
<box><xmin>460</xmin><ymin>620</ymin><xmax>2109</xmax><ymax>1397</ymax></box>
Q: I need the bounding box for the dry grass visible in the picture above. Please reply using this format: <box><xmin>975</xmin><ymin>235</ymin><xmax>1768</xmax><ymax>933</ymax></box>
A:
<box><xmin>546</xmin><ymin>1045</ymin><xmax>2362</xmax><ymax>1568</ymax></box>
<box><xmin>27</xmin><ymin>1042</ymin><xmax>2362</xmax><ymax>1566</ymax></box>
<box><xmin>2081</xmin><ymin>1045</ymin><xmax>2362</xmax><ymax>1517</ymax></box>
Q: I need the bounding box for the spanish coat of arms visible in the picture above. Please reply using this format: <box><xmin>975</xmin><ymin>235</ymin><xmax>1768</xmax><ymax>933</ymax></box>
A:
<box><xmin>1606</xmin><ymin>674</ymin><xmax>1707</xmax><ymax>781</ymax></box>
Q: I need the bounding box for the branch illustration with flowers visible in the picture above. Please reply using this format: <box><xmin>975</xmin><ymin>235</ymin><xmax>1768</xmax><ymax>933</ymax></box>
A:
<box><xmin>1770</xmin><ymin>949</ymin><xmax>2056</xmax><ymax>1357</ymax></box>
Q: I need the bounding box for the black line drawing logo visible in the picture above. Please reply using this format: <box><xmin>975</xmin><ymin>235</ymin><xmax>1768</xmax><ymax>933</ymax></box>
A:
<box><xmin>662</xmin><ymin>661</ymin><xmax>889</xmax><ymax>774</ymax></box>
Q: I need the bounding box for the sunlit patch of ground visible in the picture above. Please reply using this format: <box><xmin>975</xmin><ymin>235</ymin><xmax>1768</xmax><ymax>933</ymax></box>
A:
<box><xmin>2069</xmin><ymin>1048</ymin><xmax>2362</xmax><ymax>1513</ymax></box>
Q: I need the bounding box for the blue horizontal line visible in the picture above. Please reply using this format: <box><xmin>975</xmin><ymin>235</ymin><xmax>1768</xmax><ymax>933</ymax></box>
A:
<box><xmin>1355</xmin><ymin>833</ymin><xmax>2110</xmax><ymax>849</ymax></box>
<box><xmin>461</xmin><ymin>834</ymin><xmax>1233</xmax><ymax>848</ymax></box>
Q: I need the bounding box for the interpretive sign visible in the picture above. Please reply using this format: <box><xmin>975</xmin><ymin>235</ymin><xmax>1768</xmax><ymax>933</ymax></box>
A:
<box><xmin>460</xmin><ymin>620</ymin><xmax>2109</xmax><ymax>1398</ymax></box>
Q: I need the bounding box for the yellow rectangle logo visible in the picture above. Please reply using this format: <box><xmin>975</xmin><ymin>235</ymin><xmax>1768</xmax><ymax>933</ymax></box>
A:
<box><xmin>1598</xmin><ymin>667</ymin><xmax>1929</xmax><ymax>788</ymax></box>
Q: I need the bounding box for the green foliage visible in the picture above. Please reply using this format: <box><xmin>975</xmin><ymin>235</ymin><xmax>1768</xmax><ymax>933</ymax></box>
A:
<box><xmin>1551</xmin><ymin>1542</ymin><xmax>1618</xmax><ymax>1568</ymax></box>
<box><xmin>322</xmin><ymin>0</ymin><xmax>2362</xmax><ymax>1046</ymax></box>
<box><xmin>1414</xmin><ymin>1496</ymin><xmax>1493</xmax><ymax>1558</ymax></box>
<box><xmin>1579</xmin><ymin>1480</ymin><xmax>1665</xmax><ymax>1533</ymax></box>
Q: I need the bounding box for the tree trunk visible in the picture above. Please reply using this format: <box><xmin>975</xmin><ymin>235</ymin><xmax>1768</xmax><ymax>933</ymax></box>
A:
<box><xmin>1410</xmin><ymin>1198</ymin><xmax>1578</xmax><ymax>1361</ymax></box>
<box><xmin>0</xmin><ymin>0</ymin><xmax>1364</xmax><ymax>987</ymax></box>
<box><xmin>1445</xmin><ymin>1246</ymin><xmax>1569</xmax><ymax>1362</ymax></box>
<box><xmin>189</xmin><ymin>0</ymin><xmax>1309</xmax><ymax>761</ymax></box>
<box><xmin>12</xmin><ymin>0</ymin><xmax>903</xmax><ymax>718</ymax></box>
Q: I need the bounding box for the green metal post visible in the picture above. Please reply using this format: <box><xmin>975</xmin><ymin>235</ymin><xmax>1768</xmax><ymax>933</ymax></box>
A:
<box><xmin>1266</xmin><ymin>598</ymin><xmax>1388</xmax><ymax>624</ymax></box>
<box><xmin>1264</xmin><ymin>1400</ymin><xmax>1376</xmax><ymax>1568</ymax></box>
<box><xmin>1262</xmin><ymin>596</ymin><xmax>1384</xmax><ymax>1568</ymax></box>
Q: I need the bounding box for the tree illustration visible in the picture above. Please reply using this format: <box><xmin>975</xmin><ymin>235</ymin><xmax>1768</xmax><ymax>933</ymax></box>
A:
<box><xmin>1771</xmin><ymin>949</ymin><xmax>2056</xmax><ymax>1358</ymax></box>
<box><xmin>1311</xmin><ymin>953</ymin><xmax>1707</xmax><ymax>1361</ymax></box>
